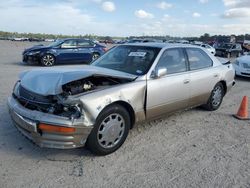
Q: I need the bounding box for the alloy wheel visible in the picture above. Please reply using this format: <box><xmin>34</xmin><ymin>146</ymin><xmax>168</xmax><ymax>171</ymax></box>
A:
<box><xmin>42</xmin><ymin>54</ymin><xmax>55</xmax><ymax>66</ymax></box>
<box><xmin>92</xmin><ymin>53</ymin><xmax>100</xmax><ymax>61</ymax></box>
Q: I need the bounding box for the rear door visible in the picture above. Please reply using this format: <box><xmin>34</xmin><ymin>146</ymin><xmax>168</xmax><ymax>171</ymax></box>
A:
<box><xmin>76</xmin><ymin>39</ymin><xmax>94</xmax><ymax>63</ymax></box>
<box><xmin>146</xmin><ymin>48</ymin><xmax>190</xmax><ymax>119</ymax></box>
<box><xmin>185</xmin><ymin>48</ymin><xmax>220</xmax><ymax>107</ymax></box>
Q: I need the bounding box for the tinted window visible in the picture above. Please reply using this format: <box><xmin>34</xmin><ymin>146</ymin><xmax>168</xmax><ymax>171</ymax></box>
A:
<box><xmin>157</xmin><ymin>48</ymin><xmax>187</xmax><ymax>74</ymax></box>
<box><xmin>236</xmin><ymin>44</ymin><xmax>241</xmax><ymax>49</ymax></box>
<box><xmin>205</xmin><ymin>44</ymin><xmax>211</xmax><ymax>49</ymax></box>
<box><xmin>186</xmin><ymin>48</ymin><xmax>213</xmax><ymax>70</ymax></box>
<box><xmin>61</xmin><ymin>40</ymin><xmax>77</xmax><ymax>48</ymax></box>
<box><xmin>78</xmin><ymin>40</ymin><xmax>93</xmax><ymax>47</ymax></box>
<box><xmin>92</xmin><ymin>45</ymin><xmax>161</xmax><ymax>75</ymax></box>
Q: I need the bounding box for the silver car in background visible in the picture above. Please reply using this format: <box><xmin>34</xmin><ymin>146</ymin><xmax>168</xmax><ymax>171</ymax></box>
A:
<box><xmin>8</xmin><ymin>43</ymin><xmax>235</xmax><ymax>155</ymax></box>
<box><xmin>233</xmin><ymin>54</ymin><xmax>250</xmax><ymax>77</ymax></box>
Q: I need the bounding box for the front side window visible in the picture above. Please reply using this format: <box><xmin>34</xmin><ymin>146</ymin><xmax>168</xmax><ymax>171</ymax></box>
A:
<box><xmin>92</xmin><ymin>45</ymin><xmax>161</xmax><ymax>75</ymax></box>
<box><xmin>186</xmin><ymin>48</ymin><xmax>213</xmax><ymax>70</ymax></box>
<box><xmin>61</xmin><ymin>40</ymin><xmax>77</xmax><ymax>48</ymax></box>
<box><xmin>156</xmin><ymin>48</ymin><xmax>187</xmax><ymax>74</ymax></box>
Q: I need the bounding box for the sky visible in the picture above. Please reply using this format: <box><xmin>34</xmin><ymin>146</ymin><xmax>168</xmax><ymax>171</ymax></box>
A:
<box><xmin>0</xmin><ymin>0</ymin><xmax>250</xmax><ymax>37</ymax></box>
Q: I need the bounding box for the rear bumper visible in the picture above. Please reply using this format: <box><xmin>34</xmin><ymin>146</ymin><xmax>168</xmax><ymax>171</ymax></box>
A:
<box><xmin>8</xmin><ymin>96</ymin><xmax>93</xmax><ymax>149</ymax></box>
<box><xmin>234</xmin><ymin>65</ymin><xmax>250</xmax><ymax>77</ymax></box>
<box><xmin>236</xmin><ymin>71</ymin><xmax>250</xmax><ymax>77</ymax></box>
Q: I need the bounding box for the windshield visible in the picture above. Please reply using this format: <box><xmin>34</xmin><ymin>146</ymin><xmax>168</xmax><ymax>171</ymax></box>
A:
<box><xmin>47</xmin><ymin>39</ymin><xmax>64</xmax><ymax>47</ymax></box>
<box><xmin>92</xmin><ymin>45</ymin><xmax>161</xmax><ymax>76</ymax></box>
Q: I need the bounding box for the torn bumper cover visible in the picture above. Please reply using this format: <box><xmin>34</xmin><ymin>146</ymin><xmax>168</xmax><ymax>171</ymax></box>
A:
<box><xmin>7</xmin><ymin>96</ymin><xmax>93</xmax><ymax>149</ymax></box>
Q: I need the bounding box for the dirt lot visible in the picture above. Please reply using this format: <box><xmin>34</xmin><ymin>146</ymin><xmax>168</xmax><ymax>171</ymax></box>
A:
<box><xmin>0</xmin><ymin>40</ymin><xmax>249</xmax><ymax>188</ymax></box>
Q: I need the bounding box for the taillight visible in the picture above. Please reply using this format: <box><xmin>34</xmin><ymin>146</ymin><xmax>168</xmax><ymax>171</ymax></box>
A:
<box><xmin>103</xmin><ymin>47</ymin><xmax>108</xmax><ymax>52</ymax></box>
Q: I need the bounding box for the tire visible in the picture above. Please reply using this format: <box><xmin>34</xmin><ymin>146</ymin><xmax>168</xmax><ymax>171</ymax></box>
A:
<box><xmin>203</xmin><ymin>82</ymin><xmax>224</xmax><ymax>111</ymax></box>
<box><xmin>86</xmin><ymin>104</ymin><xmax>130</xmax><ymax>155</ymax></box>
<box><xmin>41</xmin><ymin>54</ymin><xmax>55</xmax><ymax>66</ymax></box>
<box><xmin>92</xmin><ymin>53</ymin><xmax>100</xmax><ymax>62</ymax></box>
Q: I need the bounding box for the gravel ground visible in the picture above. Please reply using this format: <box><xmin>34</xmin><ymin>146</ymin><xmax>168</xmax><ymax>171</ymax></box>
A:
<box><xmin>0</xmin><ymin>40</ymin><xmax>249</xmax><ymax>188</ymax></box>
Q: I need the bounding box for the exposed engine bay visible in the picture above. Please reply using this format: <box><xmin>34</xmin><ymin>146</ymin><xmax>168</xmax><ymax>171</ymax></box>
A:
<box><xmin>14</xmin><ymin>76</ymin><xmax>132</xmax><ymax>119</ymax></box>
<box><xmin>62</xmin><ymin>76</ymin><xmax>130</xmax><ymax>96</ymax></box>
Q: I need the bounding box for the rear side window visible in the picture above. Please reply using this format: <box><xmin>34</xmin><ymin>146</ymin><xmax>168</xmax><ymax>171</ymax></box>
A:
<box><xmin>157</xmin><ymin>48</ymin><xmax>187</xmax><ymax>74</ymax></box>
<box><xmin>78</xmin><ymin>40</ymin><xmax>93</xmax><ymax>47</ymax></box>
<box><xmin>186</xmin><ymin>48</ymin><xmax>213</xmax><ymax>70</ymax></box>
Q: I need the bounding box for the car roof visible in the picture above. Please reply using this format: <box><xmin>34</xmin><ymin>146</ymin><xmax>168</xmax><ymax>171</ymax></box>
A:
<box><xmin>121</xmin><ymin>42</ymin><xmax>201</xmax><ymax>49</ymax></box>
<box><xmin>59</xmin><ymin>38</ymin><xmax>92</xmax><ymax>41</ymax></box>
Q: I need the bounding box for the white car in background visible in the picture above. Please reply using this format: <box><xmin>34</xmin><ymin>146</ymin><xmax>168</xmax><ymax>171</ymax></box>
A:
<box><xmin>234</xmin><ymin>54</ymin><xmax>250</xmax><ymax>77</ymax></box>
<box><xmin>200</xmin><ymin>44</ymin><xmax>216</xmax><ymax>55</ymax></box>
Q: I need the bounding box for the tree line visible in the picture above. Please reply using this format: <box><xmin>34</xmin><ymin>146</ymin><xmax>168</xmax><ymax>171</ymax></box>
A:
<box><xmin>0</xmin><ymin>30</ymin><xmax>250</xmax><ymax>43</ymax></box>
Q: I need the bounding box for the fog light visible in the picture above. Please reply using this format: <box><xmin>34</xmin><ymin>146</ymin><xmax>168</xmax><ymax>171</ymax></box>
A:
<box><xmin>38</xmin><ymin>123</ymin><xmax>75</xmax><ymax>133</ymax></box>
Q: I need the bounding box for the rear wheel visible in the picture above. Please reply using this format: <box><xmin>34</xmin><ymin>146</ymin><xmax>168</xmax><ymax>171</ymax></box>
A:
<box><xmin>86</xmin><ymin>104</ymin><xmax>130</xmax><ymax>155</ymax></box>
<box><xmin>92</xmin><ymin>53</ymin><xmax>100</xmax><ymax>61</ymax></box>
<box><xmin>203</xmin><ymin>82</ymin><xmax>224</xmax><ymax>111</ymax></box>
<box><xmin>41</xmin><ymin>54</ymin><xmax>55</xmax><ymax>66</ymax></box>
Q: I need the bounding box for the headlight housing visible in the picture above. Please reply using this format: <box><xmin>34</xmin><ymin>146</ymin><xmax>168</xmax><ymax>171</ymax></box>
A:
<box><xmin>27</xmin><ymin>51</ymin><xmax>40</xmax><ymax>56</ymax></box>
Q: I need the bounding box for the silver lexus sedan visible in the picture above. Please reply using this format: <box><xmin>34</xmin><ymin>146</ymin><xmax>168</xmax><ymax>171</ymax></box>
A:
<box><xmin>8</xmin><ymin>43</ymin><xmax>235</xmax><ymax>155</ymax></box>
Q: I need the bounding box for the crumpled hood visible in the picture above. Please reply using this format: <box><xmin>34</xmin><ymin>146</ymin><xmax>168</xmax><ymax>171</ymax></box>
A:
<box><xmin>19</xmin><ymin>65</ymin><xmax>137</xmax><ymax>96</ymax></box>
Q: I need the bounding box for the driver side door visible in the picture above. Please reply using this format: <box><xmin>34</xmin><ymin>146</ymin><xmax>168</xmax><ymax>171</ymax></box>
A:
<box><xmin>146</xmin><ymin>48</ymin><xmax>190</xmax><ymax>119</ymax></box>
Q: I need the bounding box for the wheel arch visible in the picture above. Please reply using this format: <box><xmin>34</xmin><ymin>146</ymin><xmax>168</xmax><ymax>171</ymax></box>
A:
<box><xmin>97</xmin><ymin>101</ymin><xmax>136</xmax><ymax>129</ymax></box>
<box><xmin>219</xmin><ymin>80</ymin><xmax>227</xmax><ymax>95</ymax></box>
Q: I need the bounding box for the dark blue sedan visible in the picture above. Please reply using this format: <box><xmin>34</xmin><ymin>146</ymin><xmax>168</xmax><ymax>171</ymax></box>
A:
<box><xmin>22</xmin><ymin>38</ymin><xmax>107</xmax><ymax>66</ymax></box>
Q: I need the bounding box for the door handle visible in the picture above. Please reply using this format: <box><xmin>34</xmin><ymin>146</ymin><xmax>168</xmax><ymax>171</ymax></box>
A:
<box><xmin>183</xmin><ymin>79</ymin><xmax>190</xmax><ymax>84</ymax></box>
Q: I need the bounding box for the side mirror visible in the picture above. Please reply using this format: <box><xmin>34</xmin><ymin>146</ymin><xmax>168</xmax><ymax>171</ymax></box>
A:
<box><xmin>151</xmin><ymin>67</ymin><xmax>167</xmax><ymax>79</ymax></box>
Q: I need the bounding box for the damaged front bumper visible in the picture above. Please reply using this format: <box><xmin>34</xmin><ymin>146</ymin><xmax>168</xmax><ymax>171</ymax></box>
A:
<box><xmin>7</xmin><ymin>96</ymin><xmax>93</xmax><ymax>149</ymax></box>
<box><xmin>23</xmin><ymin>54</ymin><xmax>40</xmax><ymax>64</ymax></box>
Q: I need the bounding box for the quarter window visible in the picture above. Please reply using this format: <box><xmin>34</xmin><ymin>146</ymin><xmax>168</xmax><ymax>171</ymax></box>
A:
<box><xmin>157</xmin><ymin>48</ymin><xmax>187</xmax><ymax>74</ymax></box>
<box><xmin>186</xmin><ymin>48</ymin><xmax>213</xmax><ymax>70</ymax></box>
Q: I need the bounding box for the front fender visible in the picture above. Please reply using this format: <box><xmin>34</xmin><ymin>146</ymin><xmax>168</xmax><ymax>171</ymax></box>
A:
<box><xmin>65</xmin><ymin>81</ymin><xmax>146</xmax><ymax>125</ymax></box>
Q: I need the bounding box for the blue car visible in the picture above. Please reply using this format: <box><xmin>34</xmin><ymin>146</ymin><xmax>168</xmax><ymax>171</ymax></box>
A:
<box><xmin>22</xmin><ymin>38</ymin><xmax>107</xmax><ymax>66</ymax></box>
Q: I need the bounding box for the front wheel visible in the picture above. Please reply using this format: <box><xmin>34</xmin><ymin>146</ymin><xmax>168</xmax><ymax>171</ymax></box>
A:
<box><xmin>203</xmin><ymin>82</ymin><xmax>224</xmax><ymax>111</ymax></box>
<box><xmin>86</xmin><ymin>104</ymin><xmax>130</xmax><ymax>155</ymax></box>
<box><xmin>41</xmin><ymin>54</ymin><xmax>55</xmax><ymax>66</ymax></box>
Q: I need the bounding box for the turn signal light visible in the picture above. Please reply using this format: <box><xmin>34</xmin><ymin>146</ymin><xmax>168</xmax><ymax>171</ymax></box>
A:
<box><xmin>38</xmin><ymin>123</ymin><xmax>75</xmax><ymax>133</ymax></box>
